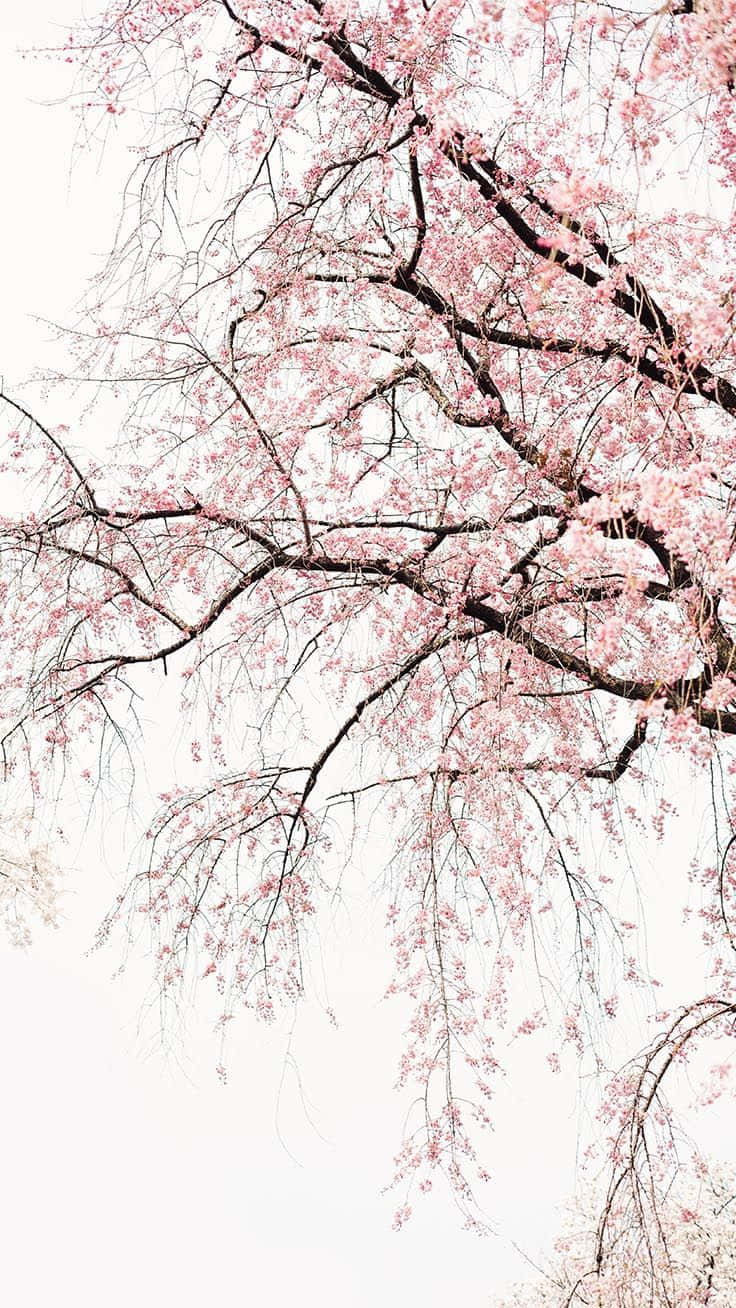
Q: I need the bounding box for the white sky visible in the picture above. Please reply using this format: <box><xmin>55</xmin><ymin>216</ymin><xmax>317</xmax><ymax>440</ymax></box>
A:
<box><xmin>0</xmin><ymin>5</ymin><xmax>734</xmax><ymax>1306</ymax></box>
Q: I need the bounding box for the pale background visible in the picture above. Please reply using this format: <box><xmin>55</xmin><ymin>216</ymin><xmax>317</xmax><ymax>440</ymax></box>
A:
<box><xmin>0</xmin><ymin>6</ymin><xmax>732</xmax><ymax>1306</ymax></box>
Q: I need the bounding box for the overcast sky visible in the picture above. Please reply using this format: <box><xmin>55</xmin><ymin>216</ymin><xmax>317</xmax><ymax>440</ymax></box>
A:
<box><xmin>0</xmin><ymin>6</ymin><xmax>734</xmax><ymax>1307</ymax></box>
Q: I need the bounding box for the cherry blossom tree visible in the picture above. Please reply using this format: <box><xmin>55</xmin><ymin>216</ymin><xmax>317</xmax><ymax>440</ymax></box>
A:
<box><xmin>0</xmin><ymin>810</ymin><xmax>64</xmax><ymax>949</ymax></box>
<box><xmin>4</xmin><ymin>0</ymin><xmax>736</xmax><ymax>1282</ymax></box>
<box><xmin>497</xmin><ymin>1160</ymin><xmax>736</xmax><ymax>1307</ymax></box>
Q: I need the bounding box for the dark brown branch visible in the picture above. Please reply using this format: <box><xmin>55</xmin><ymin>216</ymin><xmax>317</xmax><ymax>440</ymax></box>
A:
<box><xmin>587</xmin><ymin>719</ymin><xmax>648</xmax><ymax>783</ymax></box>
